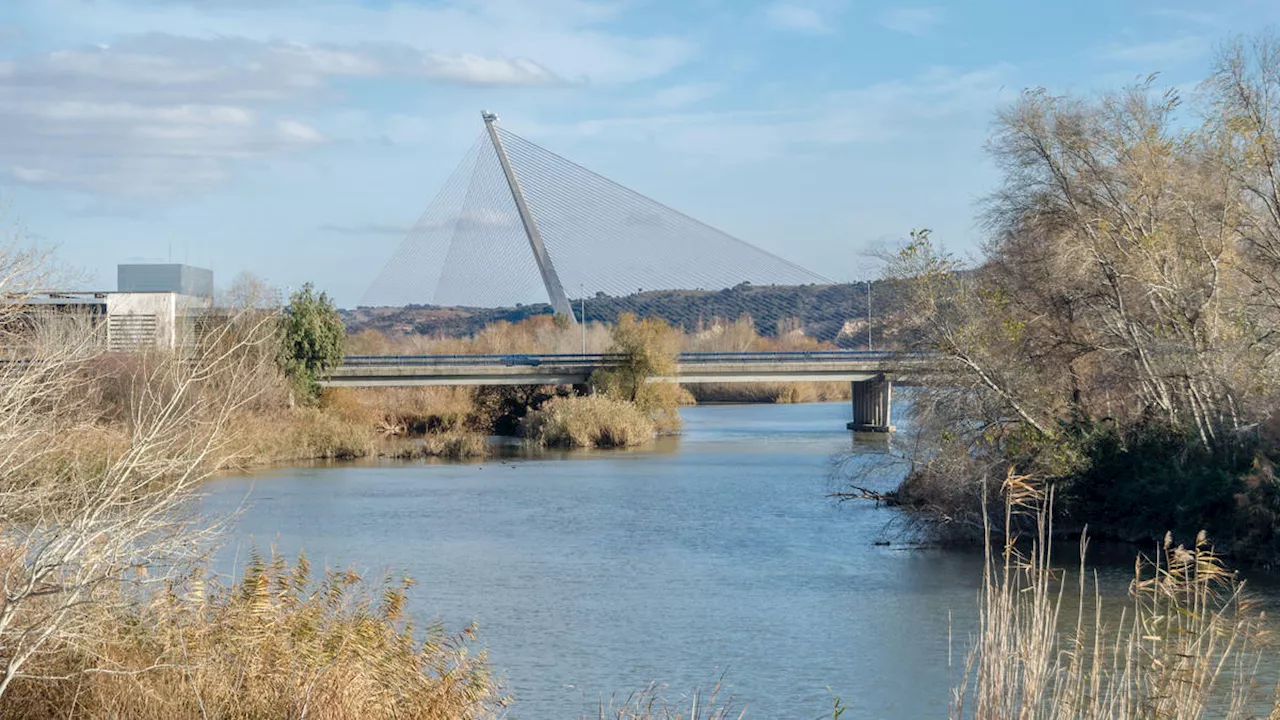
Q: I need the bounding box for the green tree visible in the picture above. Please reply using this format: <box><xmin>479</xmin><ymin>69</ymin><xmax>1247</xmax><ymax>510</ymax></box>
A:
<box><xmin>278</xmin><ymin>283</ymin><xmax>345</xmax><ymax>402</ymax></box>
<box><xmin>590</xmin><ymin>313</ymin><xmax>679</xmax><ymax>403</ymax></box>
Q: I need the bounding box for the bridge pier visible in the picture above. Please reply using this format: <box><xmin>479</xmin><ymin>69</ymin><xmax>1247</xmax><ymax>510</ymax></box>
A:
<box><xmin>848</xmin><ymin>376</ymin><xmax>894</xmax><ymax>433</ymax></box>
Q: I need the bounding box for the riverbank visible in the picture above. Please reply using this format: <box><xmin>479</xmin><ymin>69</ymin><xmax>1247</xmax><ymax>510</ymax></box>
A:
<box><xmin>205</xmin><ymin>401</ymin><xmax>1280</xmax><ymax>718</ymax></box>
<box><xmin>222</xmin><ymin>382</ymin><xmax>848</xmax><ymax>468</ymax></box>
<box><xmin>208</xmin><ymin>311</ymin><xmax>861</xmax><ymax>467</ymax></box>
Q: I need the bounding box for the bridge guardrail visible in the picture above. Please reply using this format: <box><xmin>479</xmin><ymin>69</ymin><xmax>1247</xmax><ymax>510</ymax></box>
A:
<box><xmin>338</xmin><ymin>350</ymin><xmax>928</xmax><ymax>368</ymax></box>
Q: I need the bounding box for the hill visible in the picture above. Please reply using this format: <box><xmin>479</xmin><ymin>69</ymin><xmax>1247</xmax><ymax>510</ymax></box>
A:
<box><xmin>342</xmin><ymin>281</ymin><xmax>907</xmax><ymax>348</ymax></box>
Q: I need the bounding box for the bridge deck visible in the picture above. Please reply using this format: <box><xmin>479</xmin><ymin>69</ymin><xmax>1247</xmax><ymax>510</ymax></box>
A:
<box><xmin>322</xmin><ymin>351</ymin><xmax>926</xmax><ymax>388</ymax></box>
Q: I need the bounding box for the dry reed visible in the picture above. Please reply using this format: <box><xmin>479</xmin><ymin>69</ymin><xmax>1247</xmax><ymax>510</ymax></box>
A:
<box><xmin>522</xmin><ymin>395</ymin><xmax>657</xmax><ymax>448</ymax></box>
<box><xmin>385</xmin><ymin>433</ymin><xmax>488</xmax><ymax>460</ymax></box>
<box><xmin>587</xmin><ymin>680</ymin><xmax>744</xmax><ymax>720</ymax></box>
<box><xmin>953</xmin><ymin>471</ymin><xmax>1278</xmax><ymax>719</ymax></box>
<box><xmin>687</xmin><ymin>382</ymin><xmax>850</xmax><ymax>404</ymax></box>
<box><xmin>1</xmin><ymin>551</ymin><xmax>505</xmax><ymax>719</ymax></box>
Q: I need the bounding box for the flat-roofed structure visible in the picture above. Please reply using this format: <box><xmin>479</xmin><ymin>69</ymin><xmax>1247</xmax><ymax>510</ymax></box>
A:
<box><xmin>4</xmin><ymin>264</ymin><xmax>215</xmax><ymax>352</ymax></box>
<box><xmin>118</xmin><ymin>264</ymin><xmax>213</xmax><ymax>299</ymax></box>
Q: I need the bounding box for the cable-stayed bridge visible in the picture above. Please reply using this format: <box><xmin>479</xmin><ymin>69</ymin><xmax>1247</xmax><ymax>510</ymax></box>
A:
<box><xmin>354</xmin><ymin>114</ymin><xmax>904</xmax><ymax>430</ymax></box>
<box><xmin>362</xmin><ymin>112</ymin><xmax>832</xmax><ymax>318</ymax></box>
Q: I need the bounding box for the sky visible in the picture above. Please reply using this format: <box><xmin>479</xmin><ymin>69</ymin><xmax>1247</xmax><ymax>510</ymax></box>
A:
<box><xmin>1</xmin><ymin>0</ymin><xmax>1277</xmax><ymax>307</ymax></box>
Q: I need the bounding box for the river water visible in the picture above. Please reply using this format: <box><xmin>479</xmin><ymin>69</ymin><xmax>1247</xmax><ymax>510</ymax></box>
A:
<box><xmin>200</xmin><ymin>401</ymin><xmax>1170</xmax><ymax>718</ymax></box>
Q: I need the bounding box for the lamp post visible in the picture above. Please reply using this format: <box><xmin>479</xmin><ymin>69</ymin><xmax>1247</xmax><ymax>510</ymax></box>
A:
<box><xmin>580</xmin><ymin>283</ymin><xmax>586</xmax><ymax>355</ymax></box>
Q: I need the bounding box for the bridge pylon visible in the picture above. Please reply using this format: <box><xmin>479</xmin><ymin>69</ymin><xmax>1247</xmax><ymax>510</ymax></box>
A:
<box><xmin>481</xmin><ymin>110</ymin><xmax>576</xmax><ymax>323</ymax></box>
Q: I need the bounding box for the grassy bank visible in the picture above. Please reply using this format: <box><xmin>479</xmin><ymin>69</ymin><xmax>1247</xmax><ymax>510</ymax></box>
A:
<box><xmin>2</xmin><ymin>552</ymin><xmax>504</xmax><ymax>719</ymax></box>
<box><xmin>0</xmin><ymin>290</ymin><xmax>503</xmax><ymax>716</ymax></box>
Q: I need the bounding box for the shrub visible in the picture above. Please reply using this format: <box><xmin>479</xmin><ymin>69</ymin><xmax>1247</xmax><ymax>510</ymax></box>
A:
<box><xmin>1055</xmin><ymin>418</ymin><xmax>1252</xmax><ymax>546</ymax></box>
<box><xmin>2</xmin><ymin>551</ymin><xmax>504</xmax><ymax>719</ymax></box>
<box><xmin>590</xmin><ymin>314</ymin><xmax>680</xmax><ymax>404</ymax></box>
<box><xmin>279</xmin><ymin>283</ymin><xmax>345</xmax><ymax>403</ymax></box>
<box><xmin>469</xmin><ymin>385</ymin><xmax>569</xmax><ymax>436</ymax></box>
<box><xmin>522</xmin><ymin>395</ymin><xmax>656</xmax><ymax>449</ymax></box>
<box><xmin>238</xmin><ymin>408</ymin><xmax>376</xmax><ymax>462</ymax></box>
<box><xmin>422</xmin><ymin>433</ymin><xmax>487</xmax><ymax>459</ymax></box>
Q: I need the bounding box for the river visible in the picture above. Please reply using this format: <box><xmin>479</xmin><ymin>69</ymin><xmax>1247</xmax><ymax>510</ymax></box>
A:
<box><xmin>200</xmin><ymin>400</ymin><xmax>1174</xmax><ymax>718</ymax></box>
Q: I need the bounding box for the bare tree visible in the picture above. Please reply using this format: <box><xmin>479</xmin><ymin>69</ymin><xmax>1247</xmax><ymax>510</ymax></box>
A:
<box><xmin>871</xmin><ymin>60</ymin><xmax>1280</xmax><ymax>541</ymax></box>
<box><xmin>0</xmin><ymin>242</ymin><xmax>279</xmax><ymax>697</ymax></box>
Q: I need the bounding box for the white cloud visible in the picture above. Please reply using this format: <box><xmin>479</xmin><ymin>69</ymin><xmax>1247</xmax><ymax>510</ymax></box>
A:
<box><xmin>0</xmin><ymin>0</ymin><xmax>697</xmax><ymax>197</ymax></box>
<box><xmin>0</xmin><ymin>34</ymin><xmax>560</xmax><ymax>195</ymax></box>
<box><xmin>417</xmin><ymin>53</ymin><xmax>557</xmax><ymax>85</ymax></box>
<box><xmin>1095</xmin><ymin>36</ymin><xmax>1209</xmax><ymax>65</ymax></box>
<box><xmin>12</xmin><ymin>166</ymin><xmax>54</xmax><ymax>184</ymax></box>
<box><xmin>878</xmin><ymin>7</ymin><xmax>944</xmax><ymax>36</ymax></box>
<box><xmin>1149</xmin><ymin>9</ymin><xmax>1222</xmax><ymax>28</ymax></box>
<box><xmin>531</xmin><ymin>64</ymin><xmax>1013</xmax><ymax>163</ymax></box>
<box><xmin>26</xmin><ymin>0</ymin><xmax>694</xmax><ymax>86</ymax></box>
<box><xmin>277</xmin><ymin>120</ymin><xmax>324</xmax><ymax>144</ymax></box>
<box><xmin>765</xmin><ymin>3</ymin><xmax>834</xmax><ymax>34</ymax></box>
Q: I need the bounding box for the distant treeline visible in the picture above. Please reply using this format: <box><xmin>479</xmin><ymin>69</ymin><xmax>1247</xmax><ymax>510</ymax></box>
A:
<box><xmin>343</xmin><ymin>280</ymin><xmax>910</xmax><ymax>346</ymax></box>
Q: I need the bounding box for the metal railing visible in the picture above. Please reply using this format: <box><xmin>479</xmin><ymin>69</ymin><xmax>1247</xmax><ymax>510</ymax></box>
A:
<box><xmin>339</xmin><ymin>350</ymin><xmax>922</xmax><ymax>368</ymax></box>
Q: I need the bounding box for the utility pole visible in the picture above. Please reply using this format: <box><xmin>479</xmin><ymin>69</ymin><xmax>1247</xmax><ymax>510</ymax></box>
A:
<box><xmin>481</xmin><ymin>111</ymin><xmax>576</xmax><ymax>323</ymax></box>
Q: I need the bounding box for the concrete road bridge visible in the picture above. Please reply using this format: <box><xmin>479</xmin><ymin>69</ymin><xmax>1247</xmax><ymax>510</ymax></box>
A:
<box><xmin>324</xmin><ymin>351</ymin><xmax>929</xmax><ymax>432</ymax></box>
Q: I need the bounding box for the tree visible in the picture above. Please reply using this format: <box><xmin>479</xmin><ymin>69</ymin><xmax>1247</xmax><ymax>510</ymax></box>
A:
<box><xmin>219</xmin><ymin>270</ymin><xmax>281</xmax><ymax>310</ymax></box>
<box><xmin>867</xmin><ymin>52</ymin><xmax>1280</xmax><ymax>550</ymax></box>
<box><xmin>278</xmin><ymin>283</ymin><xmax>345</xmax><ymax>402</ymax></box>
<box><xmin>590</xmin><ymin>313</ymin><xmax>679</xmax><ymax>404</ymax></box>
<box><xmin>588</xmin><ymin>314</ymin><xmax>687</xmax><ymax>433</ymax></box>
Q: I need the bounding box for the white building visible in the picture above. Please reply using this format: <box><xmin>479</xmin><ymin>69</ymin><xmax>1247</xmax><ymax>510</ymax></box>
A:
<box><xmin>14</xmin><ymin>264</ymin><xmax>215</xmax><ymax>352</ymax></box>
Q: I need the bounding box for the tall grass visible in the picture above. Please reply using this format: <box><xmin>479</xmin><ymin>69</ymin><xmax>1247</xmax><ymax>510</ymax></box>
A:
<box><xmin>687</xmin><ymin>381</ymin><xmax>851</xmax><ymax>404</ymax></box>
<box><xmin>226</xmin><ymin>407</ymin><xmax>377</xmax><ymax>465</ymax></box>
<box><xmin>522</xmin><ymin>395</ymin><xmax>657</xmax><ymax>448</ymax></box>
<box><xmin>2</xmin><ymin>551</ymin><xmax>504</xmax><ymax>719</ymax></box>
<box><xmin>587</xmin><ymin>681</ymin><xmax>744</xmax><ymax>720</ymax></box>
<box><xmin>954</xmin><ymin>471</ymin><xmax>1278</xmax><ymax>719</ymax></box>
<box><xmin>385</xmin><ymin>433</ymin><xmax>488</xmax><ymax>460</ymax></box>
<box><xmin>348</xmin><ymin>315</ymin><xmax>615</xmax><ymax>356</ymax></box>
<box><xmin>320</xmin><ymin>386</ymin><xmax>476</xmax><ymax>436</ymax></box>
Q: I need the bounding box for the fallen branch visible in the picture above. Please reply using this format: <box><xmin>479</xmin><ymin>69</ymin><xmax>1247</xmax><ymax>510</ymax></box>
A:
<box><xmin>829</xmin><ymin>486</ymin><xmax>896</xmax><ymax>506</ymax></box>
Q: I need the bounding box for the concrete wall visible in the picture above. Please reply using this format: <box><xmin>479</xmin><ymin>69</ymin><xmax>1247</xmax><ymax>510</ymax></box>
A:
<box><xmin>104</xmin><ymin>292</ymin><xmax>215</xmax><ymax>351</ymax></box>
<box><xmin>118</xmin><ymin>264</ymin><xmax>214</xmax><ymax>299</ymax></box>
<box><xmin>106</xmin><ymin>293</ymin><xmax>176</xmax><ymax>350</ymax></box>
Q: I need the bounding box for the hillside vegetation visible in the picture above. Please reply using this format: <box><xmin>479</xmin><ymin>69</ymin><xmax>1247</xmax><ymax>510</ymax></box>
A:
<box><xmin>343</xmin><ymin>281</ymin><xmax>906</xmax><ymax>347</ymax></box>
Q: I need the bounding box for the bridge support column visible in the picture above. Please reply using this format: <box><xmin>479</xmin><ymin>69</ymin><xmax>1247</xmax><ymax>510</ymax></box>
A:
<box><xmin>847</xmin><ymin>375</ymin><xmax>894</xmax><ymax>433</ymax></box>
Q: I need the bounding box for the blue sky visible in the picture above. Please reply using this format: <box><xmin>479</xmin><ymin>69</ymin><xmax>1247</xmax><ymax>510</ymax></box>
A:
<box><xmin>1</xmin><ymin>0</ymin><xmax>1276</xmax><ymax>306</ymax></box>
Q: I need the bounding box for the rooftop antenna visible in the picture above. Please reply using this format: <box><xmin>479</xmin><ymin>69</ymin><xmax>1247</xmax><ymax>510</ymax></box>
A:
<box><xmin>481</xmin><ymin>110</ymin><xmax>576</xmax><ymax>323</ymax></box>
